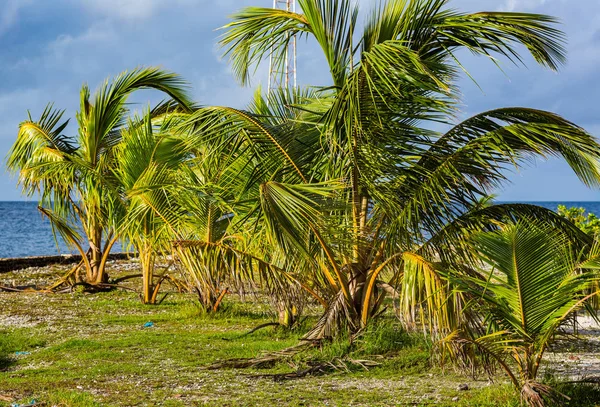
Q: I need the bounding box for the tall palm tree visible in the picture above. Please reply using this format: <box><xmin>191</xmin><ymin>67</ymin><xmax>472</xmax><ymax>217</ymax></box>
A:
<box><xmin>6</xmin><ymin>68</ymin><xmax>193</xmax><ymax>284</ymax></box>
<box><xmin>443</xmin><ymin>222</ymin><xmax>600</xmax><ymax>407</ymax></box>
<box><xmin>184</xmin><ymin>0</ymin><xmax>600</xmax><ymax>338</ymax></box>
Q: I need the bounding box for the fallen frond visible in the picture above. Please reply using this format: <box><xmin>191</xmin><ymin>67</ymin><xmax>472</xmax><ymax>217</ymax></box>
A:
<box><xmin>203</xmin><ymin>342</ymin><xmax>315</xmax><ymax>370</ymax></box>
<box><xmin>251</xmin><ymin>357</ymin><xmax>381</xmax><ymax>382</ymax></box>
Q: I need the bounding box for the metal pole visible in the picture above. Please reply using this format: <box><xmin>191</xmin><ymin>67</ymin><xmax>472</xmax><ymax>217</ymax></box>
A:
<box><xmin>268</xmin><ymin>0</ymin><xmax>297</xmax><ymax>95</ymax></box>
<box><xmin>292</xmin><ymin>0</ymin><xmax>297</xmax><ymax>89</ymax></box>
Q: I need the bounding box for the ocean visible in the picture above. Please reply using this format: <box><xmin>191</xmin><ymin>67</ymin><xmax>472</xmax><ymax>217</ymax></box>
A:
<box><xmin>0</xmin><ymin>201</ymin><xmax>124</xmax><ymax>258</ymax></box>
<box><xmin>0</xmin><ymin>201</ymin><xmax>599</xmax><ymax>258</ymax></box>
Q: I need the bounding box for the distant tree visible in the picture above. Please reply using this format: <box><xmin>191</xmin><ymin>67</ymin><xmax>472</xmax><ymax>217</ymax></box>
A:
<box><xmin>112</xmin><ymin>109</ymin><xmax>192</xmax><ymax>303</ymax></box>
<box><xmin>172</xmin><ymin>89</ymin><xmax>311</xmax><ymax>316</ymax></box>
<box><xmin>557</xmin><ymin>205</ymin><xmax>600</xmax><ymax>236</ymax></box>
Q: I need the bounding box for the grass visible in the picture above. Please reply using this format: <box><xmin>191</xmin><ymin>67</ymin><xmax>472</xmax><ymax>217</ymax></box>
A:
<box><xmin>0</xmin><ymin>263</ymin><xmax>598</xmax><ymax>406</ymax></box>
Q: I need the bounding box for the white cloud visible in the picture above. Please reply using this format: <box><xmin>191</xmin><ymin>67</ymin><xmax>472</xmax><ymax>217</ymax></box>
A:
<box><xmin>48</xmin><ymin>22</ymin><xmax>117</xmax><ymax>53</ymax></box>
<box><xmin>43</xmin><ymin>21</ymin><xmax>120</xmax><ymax>78</ymax></box>
<box><xmin>79</xmin><ymin>0</ymin><xmax>164</xmax><ymax>20</ymax></box>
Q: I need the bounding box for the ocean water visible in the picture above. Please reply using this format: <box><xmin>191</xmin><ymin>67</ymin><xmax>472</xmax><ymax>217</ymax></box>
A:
<box><xmin>0</xmin><ymin>201</ymin><xmax>599</xmax><ymax>258</ymax></box>
<box><xmin>0</xmin><ymin>201</ymin><xmax>123</xmax><ymax>258</ymax></box>
<box><xmin>508</xmin><ymin>201</ymin><xmax>600</xmax><ymax>215</ymax></box>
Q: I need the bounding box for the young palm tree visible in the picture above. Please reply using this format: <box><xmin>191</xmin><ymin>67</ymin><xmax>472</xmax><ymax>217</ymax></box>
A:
<box><xmin>444</xmin><ymin>222</ymin><xmax>600</xmax><ymax>407</ymax></box>
<box><xmin>182</xmin><ymin>0</ymin><xmax>600</xmax><ymax>338</ymax></box>
<box><xmin>6</xmin><ymin>68</ymin><xmax>193</xmax><ymax>284</ymax></box>
<box><xmin>171</xmin><ymin>139</ymin><xmax>259</xmax><ymax>312</ymax></box>
<box><xmin>172</xmin><ymin>99</ymin><xmax>310</xmax><ymax>314</ymax></box>
<box><xmin>113</xmin><ymin>110</ymin><xmax>192</xmax><ymax>303</ymax></box>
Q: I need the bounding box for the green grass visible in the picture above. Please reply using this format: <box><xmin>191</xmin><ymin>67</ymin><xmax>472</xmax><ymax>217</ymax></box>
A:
<box><xmin>0</xmin><ymin>264</ymin><xmax>598</xmax><ymax>406</ymax></box>
<box><xmin>0</xmin><ymin>328</ymin><xmax>46</xmax><ymax>371</ymax></box>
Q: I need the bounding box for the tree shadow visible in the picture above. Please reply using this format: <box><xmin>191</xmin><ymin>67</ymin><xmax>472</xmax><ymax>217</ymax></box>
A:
<box><xmin>0</xmin><ymin>353</ymin><xmax>16</xmax><ymax>371</ymax></box>
<box><xmin>555</xmin><ymin>381</ymin><xmax>600</xmax><ymax>407</ymax></box>
<box><xmin>0</xmin><ymin>328</ymin><xmax>41</xmax><ymax>372</ymax></box>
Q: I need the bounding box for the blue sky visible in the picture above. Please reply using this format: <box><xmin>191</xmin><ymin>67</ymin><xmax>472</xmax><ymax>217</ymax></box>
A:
<box><xmin>0</xmin><ymin>0</ymin><xmax>599</xmax><ymax>201</ymax></box>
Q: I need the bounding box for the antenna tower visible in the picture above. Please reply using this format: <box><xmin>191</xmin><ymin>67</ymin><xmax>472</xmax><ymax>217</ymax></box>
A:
<box><xmin>267</xmin><ymin>0</ymin><xmax>297</xmax><ymax>94</ymax></box>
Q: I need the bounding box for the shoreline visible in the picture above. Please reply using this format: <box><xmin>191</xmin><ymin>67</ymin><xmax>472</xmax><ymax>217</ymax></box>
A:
<box><xmin>0</xmin><ymin>252</ymin><xmax>133</xmax><ymax>273</ymax></box>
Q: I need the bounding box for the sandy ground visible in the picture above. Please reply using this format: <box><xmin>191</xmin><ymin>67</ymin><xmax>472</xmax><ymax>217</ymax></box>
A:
<box><xmin>543</xmin><ymin>315</ymin><xmax>600</xmax><ymax>380</ymax></box>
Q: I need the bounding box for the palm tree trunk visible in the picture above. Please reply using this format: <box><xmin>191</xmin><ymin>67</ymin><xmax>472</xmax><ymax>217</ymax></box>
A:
<box><xmin>349</xmin><ymin>121</ymin><xmax>372</xmax><ymax>321</ymax></box>
<box><xmin>206</xmin><ymin>204</ymin><xmax>214</xmax><ymax>243</ymax></box>
<box><xmin>140</xmin><ymin>245</ymin><xmax>155</xmax><ymax>304</ymax></box>
<box><xmin>86</xmin><ymin>225</ymin><xmax>117</xmax><ymax>285</ymax></box>
<box><xmin>277</xmin><ymin>301</ymin><xmax>297</xmax><ymax>328</ymax></box>
<box><xmin>349</xmin><ymin>192</ymin><xmax>372</xmax><ymax>327</ymax></box>
<box><xmin>90</xmin><ymin>227</ymin><xmax>106</xmax><ymax>284</ymax></box>
<box><xmin>97</xmin><ymin>233</ymin><xmax>119</xmax><ymax>283</ymax></box>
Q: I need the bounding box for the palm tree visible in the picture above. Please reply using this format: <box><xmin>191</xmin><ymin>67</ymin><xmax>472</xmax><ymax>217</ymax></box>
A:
<box><xmin>6</xmin><ymin>68</ymin><xmax>193</xmax><ymax>284</ymax></box>
<box><xmin>172</xmin><ymin>93</ymin><xmax>309</xmax><ymax>314</ymax></box>
<box><xmin>112</xmin><ymin>109</ymin><xmax>192</xmax><ymax>303</ymax></box>
<box><xmin>171</xmin><ymin>131</ymin><xmax>260</xmax><ymax>312</ymax></box>
<box><xmin>443</xmin><ymin>222</ymin><xmax>600</xmax><ymax>407</ymax></box>
<box><xmin>181</xmin><ymin>0</ymin><xmax>600</xmax><ymax>338</ymax></box>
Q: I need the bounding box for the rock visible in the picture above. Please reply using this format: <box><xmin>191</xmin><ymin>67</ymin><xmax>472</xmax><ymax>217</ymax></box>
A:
<box><xmin>458</xmin><ymin>383</ymin><xmax>469</xmax><ymax>391</ymax></box>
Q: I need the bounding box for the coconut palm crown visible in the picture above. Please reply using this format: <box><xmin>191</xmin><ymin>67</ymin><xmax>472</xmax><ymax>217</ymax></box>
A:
<box><xmin>175</xmin><ymin>0</ymin><xmax>600</xmax><ymax>338</ymax></box>
<box><xmin>6</xmin><ymin>67</ymin><xmax>194</xmax><ymax>284</ymax></box>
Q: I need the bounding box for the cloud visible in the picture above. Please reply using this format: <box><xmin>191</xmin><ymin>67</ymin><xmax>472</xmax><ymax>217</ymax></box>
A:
<box><xmin>0</xmin><ymin>0</ymin><xmax>33</xmax><ymax>36</ymax></box>
<box><xmin>0</xmin><ymin>0</ymin><xmax>599</xmax><ymax>201</ymax></box>
<box><xmin>499</xmin><ymin>0</ymin><xmax>549</xmax><ymax>12</ymax></box>
<box><xmin>79</xmin><ymin>0</ymin><xmax>172</xmax><ymax>20</ymax></box>
<box><xmin>47</xmin><ymin>21</ymin><xmax>118</xmax><ymax>58</ymax></box>
<box><xmin>78</xmin><ymin>0</ymin><xmax>258</xmax><ymax>21</ymax></box>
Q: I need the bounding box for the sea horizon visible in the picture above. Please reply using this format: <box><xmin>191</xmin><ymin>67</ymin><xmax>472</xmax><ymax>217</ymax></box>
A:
<box><xmin>1</xmin><ymin>200</ymin><xmax>598</xmax><ymax>259</ymax></box>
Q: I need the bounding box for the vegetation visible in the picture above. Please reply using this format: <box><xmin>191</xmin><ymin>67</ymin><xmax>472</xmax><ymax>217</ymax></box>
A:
<box><xmin>203</xmin><ymin>0</ymin><xmax>600</xmax><ymax>340</ymax></box>
<box><xmin>1</xmin><ymin>265</ymin><xmax>599</xmax><ymax>407</ymax></box>
<box><xmin>6</xmin><ymin>68</ymin><xmax>193</xmax><ymax>285</ymax></box>
<box><xmin>557</xmin><ymin>205</ymin><xmax>600</xmax><ymax>236</ymax></box>
<box><xmin>113</xmin><ymin>110</ymin><xmax>193</xmax><ymax>304</ymax></box>
<box><xmin>444</xmin><ymin>222</ymin><xmax>600</xmax><ymax>406</ymax></box>
<box><xmin>3</xmin><ymin>0</ymin><xmax>600</xmax><ymax>406</ymax></box>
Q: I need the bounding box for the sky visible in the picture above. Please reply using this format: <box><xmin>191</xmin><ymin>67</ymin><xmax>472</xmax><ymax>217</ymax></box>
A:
<box><xmin>0</xmin><ymin>0</ymin><xmax>599</xmax><ymax>201</ymax></box>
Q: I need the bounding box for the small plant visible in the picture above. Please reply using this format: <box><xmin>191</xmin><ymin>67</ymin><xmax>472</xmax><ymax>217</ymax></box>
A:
<box><xmin>444</xmin><ymin>222</ymin><xmax>600</xmax><ymax>407</ymax></box>
<box><xmin>557</xmin><ymin>205</ymin><xmax>600</xmax><ymax>236</ymax></box>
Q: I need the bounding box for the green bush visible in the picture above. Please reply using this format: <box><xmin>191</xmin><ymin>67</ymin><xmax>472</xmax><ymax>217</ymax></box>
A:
<box><xmin>557</xmin><ymin>205</ymin><xmax>600</xmax><ymax>235</ymax></box>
